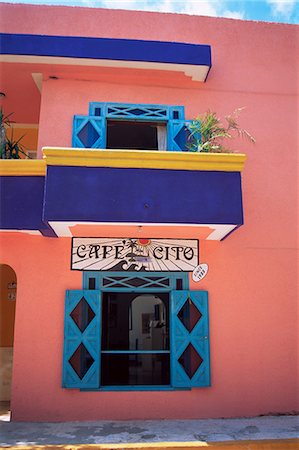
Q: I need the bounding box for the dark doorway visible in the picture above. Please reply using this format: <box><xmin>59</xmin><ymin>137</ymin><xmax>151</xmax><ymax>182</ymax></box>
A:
<box><xmin>101</xmin><ymin>292</ymin><xmax>170</xmax><ymax>386</ymax></box>
<box><xmin>107</xmin><ymin>120</ymin><xmax>166</xmax><ymax>150</ymax></box>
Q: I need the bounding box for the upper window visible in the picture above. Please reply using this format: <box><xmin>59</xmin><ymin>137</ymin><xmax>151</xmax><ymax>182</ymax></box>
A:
<box><xmin>72</xmin><ymin>102</ymin><xmax>193</xmax><ymax>152</ymax></box>
<box><xmin>107</xmin><ymin>120</ymin><xmax>167</xmax><ymax>151</ymax></box>
<box><xmin>62</xmin><ymin>272</ymin><xmax>210</xmax><ymax>391</ymax></box>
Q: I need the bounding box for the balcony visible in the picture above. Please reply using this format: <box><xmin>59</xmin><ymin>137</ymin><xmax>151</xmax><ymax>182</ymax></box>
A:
<box><xmin>0</xmin><ymin>148</ymin><xmax>246</xmax><ymax>240</ymax></box>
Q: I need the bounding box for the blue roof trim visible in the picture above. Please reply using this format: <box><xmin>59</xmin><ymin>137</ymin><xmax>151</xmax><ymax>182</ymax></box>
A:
<box><xmin>43</xmin><ymin>166</ymin><xmax>243</xmax><ymax>226</ymax></box>
<box><xmin>0</xmin><ymin>33</ymin><xmax>211</xmax><ymax>67</ymax></box>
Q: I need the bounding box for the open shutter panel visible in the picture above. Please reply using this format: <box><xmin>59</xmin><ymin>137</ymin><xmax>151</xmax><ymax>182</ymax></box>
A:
<box><xmin>62</xmin><ymin>290</ymin><xmax>101</xmax><ymax>389</ymax></box>
<box><xmin>72</xmin><ymin>116</ymin><xmax>106</xmax><ymax>148</ymax></box>
<box><xmin>171</xmin><ymin>290</ymin><xmax>210</xmax><ymax>388</ymax></box>
<box><xmin>167</xmin><ymin>119</ymin><xmax>193</xmax><ymax>151</ymax></box>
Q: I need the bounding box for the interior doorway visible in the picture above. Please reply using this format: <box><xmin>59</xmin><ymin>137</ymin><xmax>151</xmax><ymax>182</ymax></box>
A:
<box><xmin>0</xmin><ymin>264</ymin><xmax>17</xmax><ymax>417</ymax></box>
<box><xmin>106</xmin><ymin>120</ymin><xmax>167</xmax><ymax>150</ymax></box>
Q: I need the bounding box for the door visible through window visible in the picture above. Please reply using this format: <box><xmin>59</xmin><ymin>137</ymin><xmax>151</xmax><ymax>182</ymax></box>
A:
<box><xmin>101</xmin><ymin>292</ymin><xmax>170</xmax><ymax>386</ymax></box>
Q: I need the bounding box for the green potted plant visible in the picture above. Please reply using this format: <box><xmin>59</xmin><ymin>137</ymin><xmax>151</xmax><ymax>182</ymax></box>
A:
<box><xmin>0</xmin><ymin>109</ymin><xmax>30</xmax><ymax>159</ymax></box>
<box><xmin>188</xmin><ymin>108</ymin><xmax>255</xmax><ymax>153</ymax></box>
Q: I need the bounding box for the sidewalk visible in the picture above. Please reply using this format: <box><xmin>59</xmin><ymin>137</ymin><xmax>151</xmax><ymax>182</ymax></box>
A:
<box><xmin>0</xmin><ymin>408</ymin><xmax>298</xmax><ymax>449</ymax></box>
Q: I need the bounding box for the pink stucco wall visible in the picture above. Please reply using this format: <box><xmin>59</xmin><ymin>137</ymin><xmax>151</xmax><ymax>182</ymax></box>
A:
<box><xmin>0</xmin><ymin>3</ymin><xmax>298</xmax><ymax>421</ymax></box>
<box><xmin>1</xmin><ymin>231</ymin><xmax>297</xmax><ymax>421</ymax></box>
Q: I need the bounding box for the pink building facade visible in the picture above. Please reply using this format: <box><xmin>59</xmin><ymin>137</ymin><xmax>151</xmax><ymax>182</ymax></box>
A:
<box><xmin>0</xmin><ymin>2</ymin><xmax>298</xmax><ymax>422</ymax></box>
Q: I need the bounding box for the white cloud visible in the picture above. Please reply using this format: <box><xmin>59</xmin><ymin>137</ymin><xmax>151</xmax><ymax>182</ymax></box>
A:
<box><xmin>176</xmin><ymin>1</ymin><xmax>220</xmax><ymax>17</ymax></box>
<box><xmin>267</xmin><ymin>0</ymin><xmax>297</xmax><ymax>17</ymax></box>
<box><xmin>80</xmin><ymin>0</ymin><xmax>99</xmax><ymax>5</ymax></box>
<box><xmin>99</xmin><ymin>0</ymin><xmax>220</xmax><ymax>17</ymax></box>
<box><xmin>222</xmin><ymin>9</ymin><xmax>245</xmax><ymax>20</ymax></box>
<box><xmin>99</xmin><ymin>0</ymin><xmax>141</xmax><ymax>9</ymax></box>
<box><xmin>79</xmin><ymin>0</ymin><xmax>246</xmax><ymax>20</ymax></box>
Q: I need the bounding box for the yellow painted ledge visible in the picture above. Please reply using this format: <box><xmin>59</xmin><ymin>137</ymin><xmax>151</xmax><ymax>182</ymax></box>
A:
<box><xmin>0</xmin><ymin>159</ymin><xmax>46</xmax><ymax>176</ymax></box>
<box><xmin>43</xmin><ymin>147</ymin><xmax>247</xmax><ymax>172</ymax></box>
<box><xmin>0</xmin><ymin>149</ymin><xmax>247</xmax><ymax>175</ymax></box>
<box><xmin>2</xmin><ymin>438</ymin><xmax>298</xmax><ymax>450</ymax></box>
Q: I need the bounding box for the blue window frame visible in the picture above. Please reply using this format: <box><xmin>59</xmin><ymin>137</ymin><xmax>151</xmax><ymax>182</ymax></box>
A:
<box><xmin>73</xmin><ymin>102</ymin><xmax>196</xmax><ymax>151</ymax></box>
<box><xmin>63</xmin><ymin>272</ymin><xmax>210</xmax><ymax>391</ymax></box>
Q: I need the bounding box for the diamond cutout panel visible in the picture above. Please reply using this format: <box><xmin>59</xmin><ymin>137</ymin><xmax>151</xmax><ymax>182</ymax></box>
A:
<box><xmin>69</xmin><ymin>343</ymin><xmax>94</xmax><ymax>380</ymax></box>
<box><xmin>148</xmin><ymin>108</ymin><xmax>167</xmax><ymax>116</ymax></box>
<box><xmin>127</xmin><ymin>277</ymin><xmax>147</xmax><ymax>287</ymax></box>
<box><xmin>179</xmin><ymin>343</ymin><xmax>203</xmax><ymax>379</ymax></box>
<box><xmin>70</xmin><ymin>297</ymin><xmax>95</xmax><ymax>332</ymax></box>
<box><xmin>173</xmin><ymin>125</ymin><xmax>196</xmax><ymax>150</ymax></box>
<box><xmin>178</xmin><ymin>298</ymin><xmax>202</xmax><ymax>332</ymax></box>
<box><xmin>130</xmin><ymin>108</ymin><xmax>145</xmax><ymax>116</ymax></box>
<box><xmin>107</xmin><ymin>106</ymin><xmax>167</xmax><ymax>119</ymax></box>
<box><xmin>78</xmin><ymin>122</ymin><xmax>100</xmax><ymax>147</ymax></box>
<box><xmin>103</xmin><ymin>276</ymin><xmax>170</xmax><ymax>289</ymax></box>
<box><xmin>173</xmin><ymin>126</ymin><xmax>188</xmax><ymax>148</ymax></box>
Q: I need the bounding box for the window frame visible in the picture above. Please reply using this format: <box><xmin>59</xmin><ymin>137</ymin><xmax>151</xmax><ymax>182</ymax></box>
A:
<box><xmin>63</xmin><ymin>272</ymin><xmax>210</xmax><ymax>391</ymax></box>
<box><xmin>72</xmin><ymin>102</ymin><xmax>194</xmax><ymax>152</ymax></box>
<box><xmin>82</xmin><ymin>271</ymin><xmax>189</xmax><ymax>391</ymax></box>
<box><xmin>82</xmin><ymin>271</ymin><xmax>189</xmax><ymax>292</ymax></box>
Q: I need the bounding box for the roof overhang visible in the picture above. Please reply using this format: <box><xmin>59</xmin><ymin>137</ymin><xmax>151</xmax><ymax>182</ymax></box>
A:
<box><xmin>0</xmin><ymin>33</ymin><xmax>212</xmax><ymax>82</ymax></box>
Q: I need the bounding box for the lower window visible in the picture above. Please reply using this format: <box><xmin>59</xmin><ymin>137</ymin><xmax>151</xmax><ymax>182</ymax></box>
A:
<box><xmin>62</xmin><ymin>273</ymin><xmax>210</xmax><ymax>390</ymax></box>
<box><xmin>101</xmin><ymin>292</ymin><xmax>170</xmax><ymax>386</ymax></box>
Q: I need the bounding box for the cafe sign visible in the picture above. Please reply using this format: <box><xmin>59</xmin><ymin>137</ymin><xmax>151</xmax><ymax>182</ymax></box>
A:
<box><xmin>71</xmin><ymin>238</ymin><xmax>199</xmax><ymax>272</ymax></box>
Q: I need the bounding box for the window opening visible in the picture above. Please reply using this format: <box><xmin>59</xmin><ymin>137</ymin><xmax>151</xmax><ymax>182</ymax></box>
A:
<box><xmin>101</xmin><ymin>292</ymin><xmax>170</xmax><ymax>386</ymax></box>
<box><xmin>106</xmin><ymin>120</ymin><xmax>167</xmax><ymax>151</ymax></box>
<box><xmin>176</xmin><ymin>278</ymin><xmax>183</xmax><ymax>290</ymax></box>
<box><xmin>88</xmin><ymin>277</ymin><xmax>96</xmax><ymax>290</ymax></box>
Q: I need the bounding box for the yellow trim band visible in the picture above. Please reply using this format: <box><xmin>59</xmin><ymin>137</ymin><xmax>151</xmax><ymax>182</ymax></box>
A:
<box><xmin>0</xmin><ymin>148</ymin><xmax>247</xmax><ymax>176</ymax></box>
<box><xmin>0</xmin><ymin>159</ymin><xmax>46</xmax><ymax>176</ymax></box>
<box><xmin>43</xmin><ymin>148</ymin><xmax>246</xmax><ymax>172</ymax></box>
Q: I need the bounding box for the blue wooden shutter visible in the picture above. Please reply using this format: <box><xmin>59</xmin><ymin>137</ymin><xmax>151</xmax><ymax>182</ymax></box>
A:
<box><xmin>167</xmin><ymin>120</ymin><xmax>192</xmax><ymax>151</ymax></box>
<box><xmin>62</xmin><ymin>290</ymin><xmax>101</xmax><ymax>389</ymax></box>
<box><xmin>72</xmin><ymin>116</ymin><xmax>106</xmax><ymax>148</ymax></box>
<box><xmin>171</xmin><ymin>290</ymin><xmax>210</xmax><ymax>388</ymax></box>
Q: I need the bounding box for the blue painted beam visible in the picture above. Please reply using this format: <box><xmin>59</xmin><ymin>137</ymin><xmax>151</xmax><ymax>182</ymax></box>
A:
<box><xmin>44</xmin><ymin>166</ymin><xmax>243</xmax><ymax>226</ymax></box>
<box><xmin>0</xmin><ymin>167</ymin><xmax>243</xmax><ymax>235</ymax></box>
<box><xmin>0</xmin><ymin>33</ymin><xmax>211</xmax><ymax>68</ymax></box>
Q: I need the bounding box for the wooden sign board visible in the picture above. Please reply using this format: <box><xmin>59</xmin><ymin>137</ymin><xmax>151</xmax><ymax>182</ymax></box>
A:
<box><xmin>71</xmin><ymin>238</ymin><xmax>199</xmax><ymax>272</ymax></box>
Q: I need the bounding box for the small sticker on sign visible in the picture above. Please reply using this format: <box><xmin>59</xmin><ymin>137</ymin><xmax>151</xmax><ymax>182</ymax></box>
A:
<box><xmin>192</xmin><ymin>263</ymin><xmax>209</xmax><ymax>282</ymax></box>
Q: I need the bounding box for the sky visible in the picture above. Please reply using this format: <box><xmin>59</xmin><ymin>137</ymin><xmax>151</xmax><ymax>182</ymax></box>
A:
<box><xmin>1</xmin><ymin>0</ymin><xmax>298</xmax><ymax>24</ymax></box>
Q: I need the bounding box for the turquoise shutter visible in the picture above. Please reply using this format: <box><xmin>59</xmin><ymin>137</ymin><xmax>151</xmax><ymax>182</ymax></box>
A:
<box><xmin>72</xmin><ymin>116</ymin><xmax>106</xmax><ymax>148</ymax></box>
<box><xmin>62</xmin><ymin>290</ymin><xmax>101</xmax><ymax>389</ymax></box>
<box><xmin>168</xmin><ymin>120</ymin><xmax>201</xmax><ymax>152</ymax></box>
<box><xmin>171</xmin><ymin>290</ymin><xmax>210</xmax><ymax>388</ymax></box>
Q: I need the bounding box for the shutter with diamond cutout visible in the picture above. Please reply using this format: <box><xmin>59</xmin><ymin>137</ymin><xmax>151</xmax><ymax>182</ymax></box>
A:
<box><xmin>167</xmin><ymin>120</ymin><xmax>191</xmax><ymax>151</ymax></box>
<box><xmin>170</xmin><ymin>290</ymin><xmax>210</xmax><ymax>388</ymax></box>
<box><xmin>62</xmin><ymin>290</ymin><xmax>101</xmax><ymax>389</ymax></box>
<box><xmin>72</xmin><ymin>116</ymin><xmax>106</xmax><ymax>148</ymax></box>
